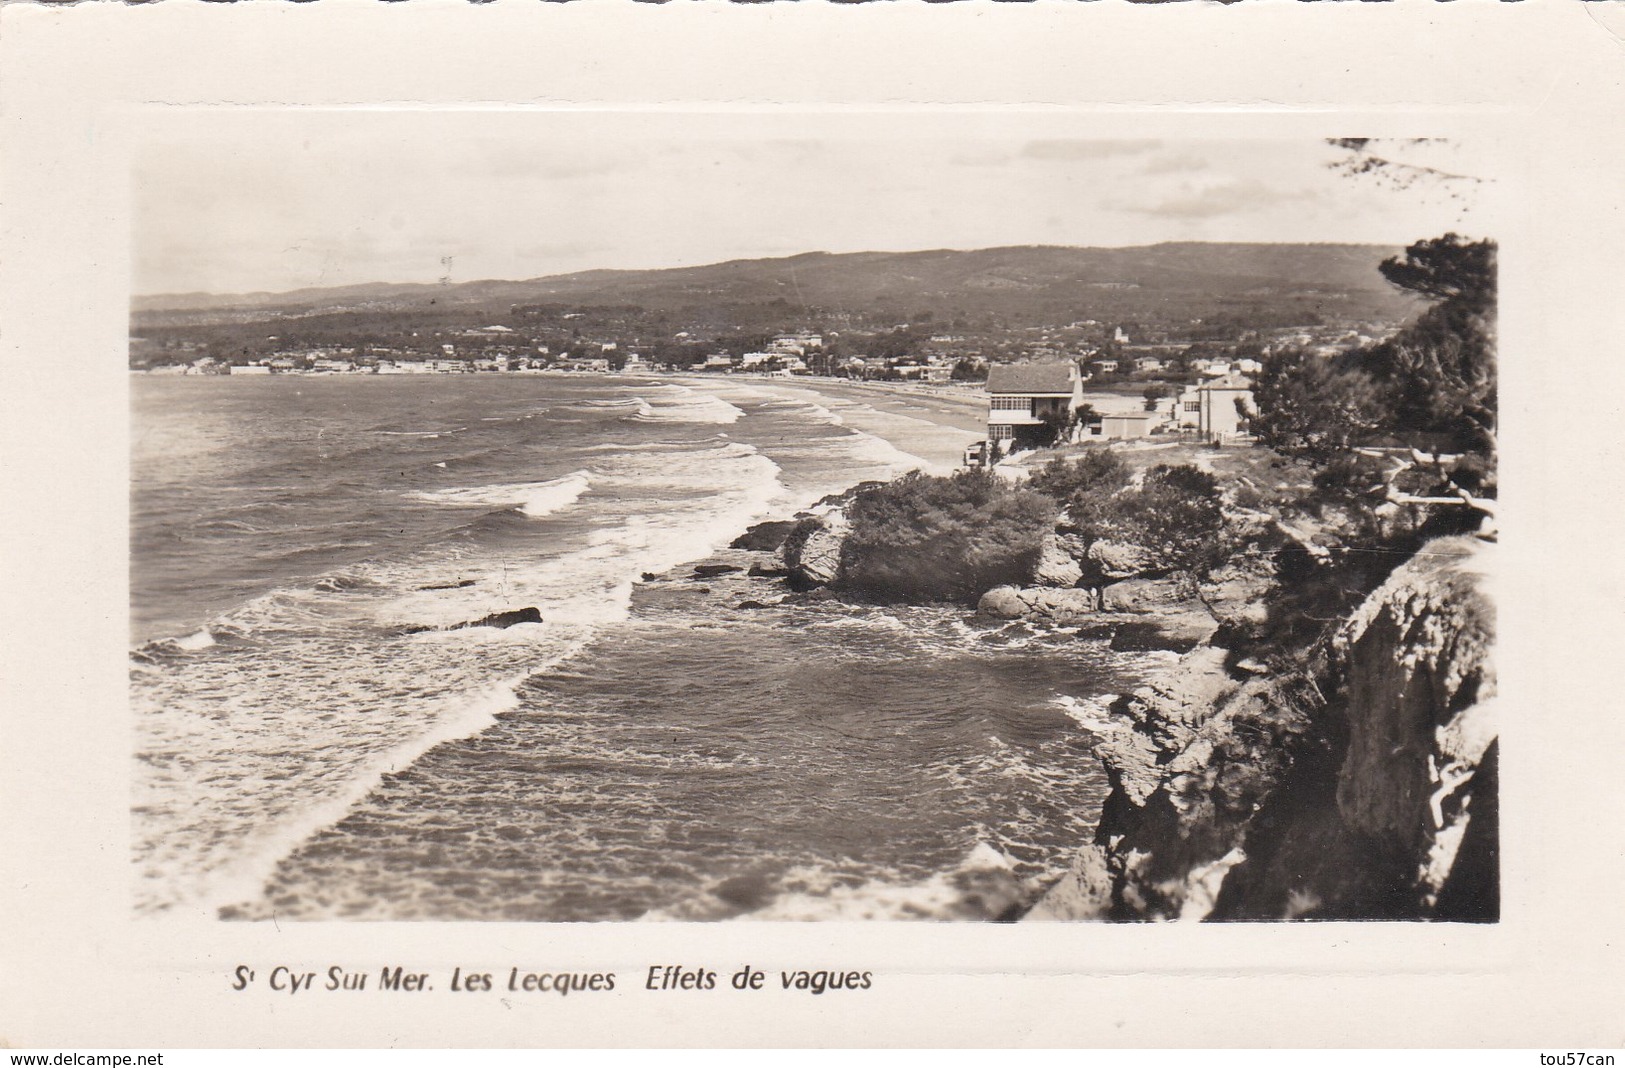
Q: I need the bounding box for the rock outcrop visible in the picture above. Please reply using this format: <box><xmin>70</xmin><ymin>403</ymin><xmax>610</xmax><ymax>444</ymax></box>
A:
<box><xmin>781</xmin><ymin>509</ymin><xmax>850</xmax><ymax>589</ymax></box>
<box><xmin>1031</xmin><ymin>534</ymin><xmax>1497</xmax><ymax>922</ymax></box>
<box><xmin>1328</xmin><ymin>534</ymin><xmax>1497</xmax><ymax>917</ymax></box>
<box><xmin>976</xmin><ymin>575</ymin><xmax>1219</xmax><ymax>654</ymax></box>
<box><xmin>453</xmin><ymin>607</ymin><xmax>544</xmax><ymax>630</ymax></box>
<box><xmin>730</xmin><ymin>519</ymin><xmax>799</xmax><ymax>552</ymax></box>
<box><xmin>1033</xmin><ymin>532</ymin><xmax>1086</xmax><ymax>588</ymax></box>
<box><xmin>1082</xmin><ymin>539</ymin><xmax>1168</xmax><ymax>584</ymax></box>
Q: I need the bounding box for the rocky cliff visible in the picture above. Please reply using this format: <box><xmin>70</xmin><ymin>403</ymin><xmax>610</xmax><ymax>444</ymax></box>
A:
<box><xmin>1030</xmin><ymin>533</ymin><xmax>1497</xmax><ymax>922</ymax></box>
<box><xmin>724</xmin><ymin>468</ymin><xmax>1497</xmax><ymax>922</ymax></box>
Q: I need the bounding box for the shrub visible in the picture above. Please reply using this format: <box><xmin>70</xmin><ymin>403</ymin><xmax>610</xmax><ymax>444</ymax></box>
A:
<box><xmin>1071</xmin><ymin>464</ymin><xmax>1228</xmax><ymax>577</ymax></box>
<box><xmin>1026</xmin><ymin>449</ymin><xmax>1130</xmax><ymax>506</ymax></box>
<box><xmin>838</xmin><ymin>469</ymin><xmax>1058</xmax><ymax>603</ymax></box>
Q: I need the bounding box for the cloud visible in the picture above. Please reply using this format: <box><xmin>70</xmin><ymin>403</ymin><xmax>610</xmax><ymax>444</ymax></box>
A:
<box><xmin>1020</xmin><ymin>139</ymin><xmax>1162</xmax><ymax>161</ymax></box>
<box><xmin>1117</xmin><ymin>178</ymin><xmax>1316</xmax><ymax>220</ymax></box>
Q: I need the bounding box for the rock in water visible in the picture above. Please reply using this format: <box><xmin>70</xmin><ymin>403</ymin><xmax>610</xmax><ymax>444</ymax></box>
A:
<box><xmin>450</xmin><ymin>607</ymin><xmax>543</xmax><ymax>631</ymax></box>
<box><xmin>976</xmin><ymin>585</ymin><xmax>1098</xmax><ymax>624</ymax></box>
<box><xmin>976</xmin><ymin>585</ymin><xmax>1029</xmax><ymax>619</ymax></box>
<box><xmin>417</xmin><ymin>579</ymin><xmax>476</xmax><ymax>591</ymax></box>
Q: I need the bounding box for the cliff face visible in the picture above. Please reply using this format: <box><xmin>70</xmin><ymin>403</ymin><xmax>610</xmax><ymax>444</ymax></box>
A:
<box><xmin>1326</xmin><ymin>535</ymin><xmax>1498</xmax><ymax>918</ymax></box>
<box><xmin>1031</xmin><ymin>534</ymin><xmax>1497</xmax><ymax>922</ymax></box>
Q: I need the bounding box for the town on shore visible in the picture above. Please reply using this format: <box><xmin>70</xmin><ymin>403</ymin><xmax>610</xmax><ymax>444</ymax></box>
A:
<box><xmin>131</xmin><ymin>311</ymin><xmax>1395</xmax><ymax>459</ymax></box>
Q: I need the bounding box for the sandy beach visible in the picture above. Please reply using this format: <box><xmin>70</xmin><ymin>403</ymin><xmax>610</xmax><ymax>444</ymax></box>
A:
<box><xmin>675</xmin><ymin>373</ymin><xmax>1152</xmax><ymax>473</ymax></box>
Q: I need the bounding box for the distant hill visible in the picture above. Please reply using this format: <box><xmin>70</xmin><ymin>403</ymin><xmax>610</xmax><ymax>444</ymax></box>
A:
<box><xmin>133</xmin><ymin>243</ymin><xmax>1420</xmax><ymax>327</ymax></box>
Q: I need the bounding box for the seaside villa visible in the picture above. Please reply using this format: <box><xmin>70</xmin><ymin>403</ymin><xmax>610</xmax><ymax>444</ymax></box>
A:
<box><xmin>985</xmin><ymin>362</ymin><xmax>1084</xmax><ymax>451</ymax></box>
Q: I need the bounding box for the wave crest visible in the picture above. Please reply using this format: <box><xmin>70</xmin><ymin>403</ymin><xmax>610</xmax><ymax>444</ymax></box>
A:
<box><xmin>407</xmin><ymin>471</ymin><xmax>592</xmax><ymax>518</ymax></box>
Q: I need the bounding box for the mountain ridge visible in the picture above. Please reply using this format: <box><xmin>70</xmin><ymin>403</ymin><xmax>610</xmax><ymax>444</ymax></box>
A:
<box><xmin>134</xmin><ymin>242</ymin><xmax>1419</xmax><ymax>325</ymax></box>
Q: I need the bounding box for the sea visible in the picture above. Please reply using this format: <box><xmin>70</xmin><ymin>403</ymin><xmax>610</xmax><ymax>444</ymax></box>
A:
<box><xmin>131</xmin><ymin>373</ymin><xmax>1162</xmax><ymax>921</ymax></box>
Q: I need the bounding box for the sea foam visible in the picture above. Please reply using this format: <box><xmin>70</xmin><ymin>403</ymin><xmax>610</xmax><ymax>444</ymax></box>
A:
<box><xmin>407</xmin><ymin>470</ymin><xmax>592</xmax><ymax>517</ymax></box>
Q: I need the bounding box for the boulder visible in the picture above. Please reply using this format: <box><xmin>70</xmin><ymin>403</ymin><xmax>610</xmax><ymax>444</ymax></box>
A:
<box><xmin>453</xmin><ymin>607</ymin><xmax>543</xmax><ymax>630</ymax></box>
<box><xmin>747</xmin><ymin>563</ymin><xmax>790</xmax><ymax>578</ymax></box>
<box><xmin>1100</xmin><ymin>576</ymin><xmax>1192</xmax><ymax>614</ymax></box>
<box><xmin>734</xmin><ymin>600</ymin><xmax>775</xmax><ymax>610</ymax></box>
<box><xmin>1021</xmin><ymin>588</ymin><xmax>1102</xmax><ymax>624</ymax></box>
<box><xmin>782</xmin><ymin>510</ymin><xmax>850</xmax><ymax>588</ymax></box>
<box><xmin>1033</xmin><ymin>532</ymin><xmax>1084</xmax><ymax>588</ymax></box>
<box><xmin>976</xmin><ymin>585</ymin><xmax>1029</xmax><ymax>620</ymax></box>
<box><xmin>977</xmin><ymin>585</ymin><xmax>1098</xmax><ymax>624</ymax></box>
<box><xmin>1108</xmin><ymin>613</ymin><xmax>1218</xmax><ymax>653</ymax></box>
<box><xmin>1024</xmin><ymin>845</ymin><xmax>1115</xmax><ymax>921</ymax></box>
<box><xmin>1083</xmin><ymin>539</ymin><xmax>1164</xmax><ymax>582</ymax></box>
<box><xmin>692</xmin><ymin>564</ymin><xmax>744</xmax><ymax>578</ymax></box>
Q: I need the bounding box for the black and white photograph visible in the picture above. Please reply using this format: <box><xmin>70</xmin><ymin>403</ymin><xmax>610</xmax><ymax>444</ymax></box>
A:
<box><xmin>128</xmin><ymin>117</ymin><xmax>1497</xmax><ymax>924</ymax></box>
<box><xmin>10</xmin><ymin>2</ymin><xmax>1625</xmax><ymax>1050</ymax></box>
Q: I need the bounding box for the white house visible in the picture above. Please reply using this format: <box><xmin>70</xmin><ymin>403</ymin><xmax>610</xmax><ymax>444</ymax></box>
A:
<box><xmin>985</xmin><ymin>362</ymin><xmax>1084</xmax><ymax>450</ymax></box>
<box><xmin>1173</xmin><ymin>374</ymin><xmax>1255</xmax><ymax>442</ymax></box>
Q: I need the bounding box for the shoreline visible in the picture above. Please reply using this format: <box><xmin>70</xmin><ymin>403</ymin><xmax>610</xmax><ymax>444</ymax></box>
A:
<box><xmin>682</xmin><ymin>432</ymin><xmax>1498</xmax><ymax>923</ymax></box>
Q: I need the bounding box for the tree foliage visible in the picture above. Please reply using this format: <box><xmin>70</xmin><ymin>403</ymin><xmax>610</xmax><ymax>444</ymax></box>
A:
<box><xmin>838</xmin><ymin>469</ymin><xmax>1058</xmax><ymax>603</ymax></box>
<box><xmin>1368</xmin><ymin>234</ymin><xmax>1497</xmax><ymax>457</ymax></box>
<box><xmin>1038</xmin><ymin>407</ymin><xmax>1077</xmax><ymax>447</ymax></box>
<box><xmin>1026</xmin><ymin>449</ymin><xmax>1131</xmax><ymax>505</ymax></box>
<box><xmin>1251</xmin><ymin>232</ymin><xmax>1496</xmax><ymax>465</ymax></box>
<box><xmin>1067</xmin><ymin>464</ymin><xmax>1229</xmax><ymax>576</ymax></box>
<box><xmin>1248</xmin><ymin>346</ymin><xmax>1389</xmax><ymax>461</ymax></box>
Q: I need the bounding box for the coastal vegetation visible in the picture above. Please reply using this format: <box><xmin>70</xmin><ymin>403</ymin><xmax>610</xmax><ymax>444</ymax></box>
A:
<box><xmin>836</xmin><ymin>470</ymin><xmax>1056</xmax><ymax>603</ymax></box>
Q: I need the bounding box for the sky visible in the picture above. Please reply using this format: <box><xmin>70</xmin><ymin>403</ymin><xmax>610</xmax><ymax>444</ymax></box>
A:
<box><xmin>133</xmin><ymin>113</ymin><xmax>1490</xmax><ymax>296</ymax></box>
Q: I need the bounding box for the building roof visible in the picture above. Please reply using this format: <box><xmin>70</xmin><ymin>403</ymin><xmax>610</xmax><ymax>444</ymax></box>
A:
<box><xmin>1102</xmin><ymin>411</ymin><xmax>1158</xmax><ymax>422</ymax></box>
<box><xmin>986</xmin><ymin>362</ymin><xmax>1077</xmax><ymax>395</ymax></box>
<box><xmin>1200</xmin><ymin>374</ymin><xmax>1254</xmax><ymax>391</ymax></box>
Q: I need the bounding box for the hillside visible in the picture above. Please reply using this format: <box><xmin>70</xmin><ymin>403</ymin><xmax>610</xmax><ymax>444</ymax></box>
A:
<box><xmin>133</xmin><ymin>243</ymin><xmax>1421</xmax><ymax>329</ymax></box>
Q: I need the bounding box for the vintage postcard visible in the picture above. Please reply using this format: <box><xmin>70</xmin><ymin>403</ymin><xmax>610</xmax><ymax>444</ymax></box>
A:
<box><xmin>2</xmin><ymin>0</ymin><xmax>1621</xmax><ymax>1050</ymax></box>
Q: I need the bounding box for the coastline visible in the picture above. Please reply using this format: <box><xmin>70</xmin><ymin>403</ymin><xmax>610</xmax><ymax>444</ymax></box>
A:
<box><xmin>661</xmin><ymin>379</ymin><xmax>1500</xmax><ymax>921</ymax></box>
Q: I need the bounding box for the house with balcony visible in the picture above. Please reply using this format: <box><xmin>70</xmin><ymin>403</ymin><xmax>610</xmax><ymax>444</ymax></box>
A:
<box><xmin>985</xmin><ymin>362</ymin><xmax>1084</xmax><ymax>451</ymax></box>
